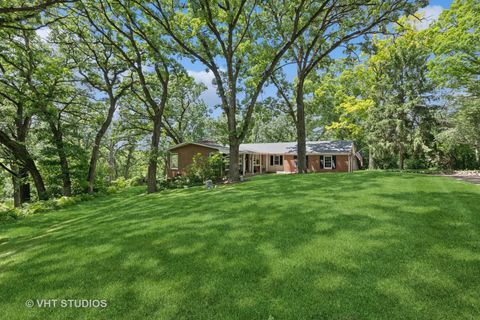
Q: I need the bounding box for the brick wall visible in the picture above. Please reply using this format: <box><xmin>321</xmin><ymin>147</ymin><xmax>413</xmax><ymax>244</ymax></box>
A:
<box><xmin>168</xmin><ymin>144</ymin><xmax>219</xmax><ymax>178</ymax></box>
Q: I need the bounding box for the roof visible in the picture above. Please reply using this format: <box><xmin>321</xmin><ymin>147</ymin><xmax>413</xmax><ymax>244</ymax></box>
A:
<box><xmin>169</xmin><ymin>140</ymin><xmax>354</xmax><ymax>155</ymax></box>
<box><xmin>169</xmin><ymin>141</ymin><xmax>230</xmax><ymax>154</ymax></box>
<box><xmin>239</xmin><ymin>141</ymin><xmax>354</xmax><ymax>155</ymax></box>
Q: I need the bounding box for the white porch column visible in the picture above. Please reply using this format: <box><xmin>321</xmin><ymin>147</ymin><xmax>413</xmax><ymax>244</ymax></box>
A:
<box><xmin>242</xmin><ymin>154</ymin><xmax>246</xmax><ymax>175</ymax></box>
<box><xmin>260</xmin><ymin>155</ymin><xmax>262</xmax><ymax>174</ymax></box>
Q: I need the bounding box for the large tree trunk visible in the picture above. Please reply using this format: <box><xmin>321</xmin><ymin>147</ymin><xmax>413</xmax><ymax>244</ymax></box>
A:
<box><xmin>12</xmin><ymin>173</ymin><xmax>21</xmax><ymax>208</ymax></box>
<box><xmin>18</xmin><ymin>166</ymin><xmax>31</xmax><ymax>203</ymax></box>
<box><xmin>475</xmin><ymin>143</ymin><xmax>480</xmax><ymax>168</ymax></box>
<box><xmin>124</xmin><ymin>143</ymin><xmax>135</xmax><ymax>179</ymax></box>
<box><xmin>399</xmin><ymin>143</ymin><xmax>405</xmax><ymax>170</ymax></box>
<box><xmin>368</xmin><ymin>149</ymin><xmax>375</xmax><ymax>169</ymax></box>
<box><xmin>295</xmin><ymin>76</ymin><xmax>307</xmax><ymax>174</ymax></box>
<box><xmin>87</xmin><ymin>98</ymin><xmax>117</xmax><ymax>193</ymax></box>
<box><xmin>49</xmin><ymin>123</ymin><xmax>72</xmax><ymax>196</ymax></box>
<box><xmin>147</xmin><ymin>114</ymin><xmax>162</xmax><ymax>193</ymax></box>
<box><xmin>107</xmin><ymin>140</ymin><xmax>118</xmax><ymax>181</ymax></box>
<box><xmin>228</xmin><ymin>137</ymin><xmax>240</xmax><ymax>182</ymax></box>
<box><xmin>24</xmin><ymin>157</ymin><xmax>47</xmax><ymax>200</ymax></box>
<box><xmin>227</xmin><ymin>95</ymin><xmax>240</xmax><ymax>181</ymax></box>
<box><xmin>11</xmin><ymin>166</ymin><xmax>30</xmax><ymax>207</ymax></box>
<box><xmin>0</xmin><ymin>130</ymin><xmax>47</xmax><ymax>200</ymax></box>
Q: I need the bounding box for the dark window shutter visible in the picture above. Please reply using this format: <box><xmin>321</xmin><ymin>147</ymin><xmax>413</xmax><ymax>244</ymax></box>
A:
<box><xmin>270</xmin><ymin>156</ymin><xmax>273</xmax><ymax>166</ymax></box>
<box><xmin>280</xmin><ymin>156</ymin><xmax>283</xmax><ymax>166</ymax></box>
<box><xmin>320</xmin><ymin>155</ymin><xmax>324</xmax><ymax>169</ymax></box>
<box><xmin>332</xmin><ymin>155</ymin><xmax>337</xmax><ymax>169</ymax></box>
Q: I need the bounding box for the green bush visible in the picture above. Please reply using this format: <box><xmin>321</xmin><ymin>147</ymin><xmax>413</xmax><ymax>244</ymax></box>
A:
<box><xmin>186</xmin><ymin>152</ymin><xmax>224</xmax><ymax>182</ymax></box>
<box><xmin>1</xmin><ymin>191</ymin><xmax>105</xmax><ymax>221</ymax></box>
<box><xmin>0</xmin><ymin>208</ymin><xmax>20</xmax><ymax>221</ymax></box>
<box><xmin>110</xmin><ymin>177</ymin><xmax>128</xmax><ymax>189</ymax></box>
<box><xmin>128</xmin><ymin>175</ymin><xmax>146</xmax><ymax>186</ymax></box>
<box><xmin>157</xmin><ymin>175</ymin><xmax>203</xmax><ymax>191</ymax></box>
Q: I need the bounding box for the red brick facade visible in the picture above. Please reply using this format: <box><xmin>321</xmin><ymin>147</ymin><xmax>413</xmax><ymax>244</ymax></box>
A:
<box><xmin>167</xmin><ymin>144</ymin><xmax>219</xmax><ymax>178</ymax></box>
<box><xmin>167</xmin><ymin>143</ymin><xmax>354</xmax><ymax>178</ymax></box>
<box><xmin>283</xmin><ymin>154</ymin><xmax>350</xmax><ymax>173</ymax></box>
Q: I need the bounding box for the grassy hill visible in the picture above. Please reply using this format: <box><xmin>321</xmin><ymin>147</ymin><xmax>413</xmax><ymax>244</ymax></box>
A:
<box><xmin>1</xmin><ymin>171</ymin><xmax>479</xmax><ymax>319</ymax></box>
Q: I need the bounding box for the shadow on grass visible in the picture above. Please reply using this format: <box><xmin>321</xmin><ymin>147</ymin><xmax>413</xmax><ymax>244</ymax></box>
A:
<box><xmin>0</xmin><ymin>171</ymin><xmax>479</xmax><ymax>319</ymax></box>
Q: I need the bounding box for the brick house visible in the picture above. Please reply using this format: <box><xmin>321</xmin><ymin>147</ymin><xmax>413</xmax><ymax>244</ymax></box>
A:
<box><xmin>167</xmin><ymin>140</ymin><xmax>358</xmax><ymax>178</ymax></box>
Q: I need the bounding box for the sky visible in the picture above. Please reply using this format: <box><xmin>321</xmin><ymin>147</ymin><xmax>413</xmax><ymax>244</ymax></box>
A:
<box><xmin>185</xmin><ymin>0</ymin><xmax>454</xmax><ymax>112</ymax></box>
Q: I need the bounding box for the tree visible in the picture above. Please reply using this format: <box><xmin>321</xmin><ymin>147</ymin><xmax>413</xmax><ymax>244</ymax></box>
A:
<box><xmin>161</xmin><ymin>74</ymin><xmax>209</xmax><ymax>144</ymax></box>
<box><xmin>428</xmin><ymin>0</ymin><xmax>479</xmax><ymax>95</ymax></box>
<box><xmin>246</xmin><ymin>98</ymin><xmax>297</xmax><ymax>143</ymax></box>
<box><xmin>270</xmin><ymin>0</ymin><xmax>426</xmax><ymax>173</ymax></box>
<box><xmin>365</xmin><ymin>22</ymin><xmax>436</xmax><ymax>169</ymax></box>
<box><xmin>428</xmin><ymin>0</ymin><xmax>480</xmax><ymax>166</ymax></box>
<box><xmin>0</xmin><ymin>0</ymin><xmax>77</xmax><ymax>29</ymax></box>
<box><xmin>133</xmin><ymin>0</ymin><xmax>353</xmax><ymax>181</ymax></box>
<box><xmin>75</xmin><ymin>0</ymin><xmax>183</xmax><ymax>193</ymax></box>
<box><xmin>0</xmin><ymin>29</ymin><xmax>51</xmax><ymax>202</ymax></box>
<box><xmin>54</xmin><ymin>15</ymin><xmax>133</xmax><ymax>193</ymax></box>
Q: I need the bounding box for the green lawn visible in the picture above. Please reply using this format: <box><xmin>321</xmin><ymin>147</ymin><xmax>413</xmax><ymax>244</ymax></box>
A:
<box><xmin>1</xmin><ymin>172</ymin><xmax>479</xmax><ymax>319</ymax></box>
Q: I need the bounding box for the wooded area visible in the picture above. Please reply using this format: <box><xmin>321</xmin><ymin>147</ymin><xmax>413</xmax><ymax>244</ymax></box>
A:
<box><xmin>1</xmin><ymin>0</ymin><xmax>478</xmax><ymax>207</ymax></box>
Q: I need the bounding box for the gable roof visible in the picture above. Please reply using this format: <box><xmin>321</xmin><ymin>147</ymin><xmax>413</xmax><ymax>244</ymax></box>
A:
<box><xmin>169</xmin><ymin>140</ymin><xmax>353</xmax><ymax>155</ymax></box>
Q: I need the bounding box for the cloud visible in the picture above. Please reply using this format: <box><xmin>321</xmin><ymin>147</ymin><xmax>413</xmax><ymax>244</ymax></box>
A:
<box><xmin>36</xmin><ymin>27</ymin><xmax>51</xmax><ymax>41</ymax></box>
<box><xmin>188</xmin><ymin>69</ymin><xmax>222</xmax><ymax>108</ymax></box>
<box><xmin>414</xmin><ymin>5</ymin><xmax>444</xmax><ymax>30</ymax></box>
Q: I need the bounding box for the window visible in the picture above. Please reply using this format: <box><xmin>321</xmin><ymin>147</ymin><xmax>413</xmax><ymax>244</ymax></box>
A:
<box><xmin>270</xmin><ymin>155</ymin><xmax>283</xmax><ymax>166</ymax></box>
<box><xmin>253</xmin><ymin>155</ymin><xmax>261</xmax><ymax>165</ymax></box>
<box><xmin>324</xmin><ymin>155</ymin><xmax>332</xmax><ymax>169</ymax></box>
<box><xmin>170</xmin><ymin>153</ymin><xmax>178</xmax><ymax>170</ymax></box>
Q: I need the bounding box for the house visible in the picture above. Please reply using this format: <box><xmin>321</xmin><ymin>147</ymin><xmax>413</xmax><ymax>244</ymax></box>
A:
<box><xmin>167</xmin><ymin>140</ymin><xmax>358</xmax><ymax>178</ymax></box>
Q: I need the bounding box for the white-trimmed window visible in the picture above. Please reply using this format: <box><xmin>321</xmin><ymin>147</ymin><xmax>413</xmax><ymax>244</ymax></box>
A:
<box><xmin>270</xmin><ymin>155</ymin><xmax>283</xmax><ymax>166</ymax></box>
<box><xmin>324</xmin><ymin>155</ymin><xmax>333</xmax><ymax>169</ymax></box>
<box><xmin>170</xmin><ymin>153</ymin><xmax>178</xmax><ymax>170</ymax></box>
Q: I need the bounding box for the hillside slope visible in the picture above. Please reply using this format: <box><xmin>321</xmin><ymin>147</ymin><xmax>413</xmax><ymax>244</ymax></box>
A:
<box><xmin>1</xmin><ymin>172</ymin><xmax>479</xmax><ymax>319</ymax></box>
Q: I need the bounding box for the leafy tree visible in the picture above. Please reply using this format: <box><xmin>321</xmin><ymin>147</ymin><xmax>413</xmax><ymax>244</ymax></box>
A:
<box><xmin>427</xmin><ymin>0</ymin><xmax>479</xmax><ymax>166</ymax></box>
<box><xmin>0</xmin><ymin>29</ymin><xmax>50</xmax><ymax>202</ymax></box>
<box><xmin>428</xmin><ymin>0</ymin><xmax>479</xmax><ymax>95</ymax></box>
<box><xmin>54</xmin><ymin>15</ymin><xmax>133</xmax><ymax>193</ymax></box>
<box><xmin>270</xmin><ymin>0</ymin><xmax>426</xmax><ymax>173</ymax></box>
<box><xmin>162</xmin><ymin>74</ymin><xmax>210</xmax><ymax>144</ymax></box>
<box><xmin>0</xmin><ymin>0</ymin><xmax>76</xmax><ymax>28</ymax></box>
<box><xmin>246</xmin><ymin>98</ymin><xmax>297</xmax><ymax>143</ymax></box>
<box><xmin>365</xmin><ymin>22</ymin><xmax>437</xmax><ymax>169</ymax></box>
<box><xmin>135</xmin><ymin>0</ymin><xmax>353</xmax><ymax>181</ymax></box>
<box><xmin>76</xmin><ymin>1</ymin><xmax>183</xmax><ymax>193</ymax></box>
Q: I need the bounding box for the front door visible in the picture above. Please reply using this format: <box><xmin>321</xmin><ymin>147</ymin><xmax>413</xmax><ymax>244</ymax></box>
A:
<box><xmin>252</xmin><ymin>154</ymin><xmax>261</xmax><ymax>173</ymax></box>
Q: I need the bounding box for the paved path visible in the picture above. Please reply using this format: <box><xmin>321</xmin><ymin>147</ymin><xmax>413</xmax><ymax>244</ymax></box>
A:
<box><xmin>441</xmin><ymin>174</ymin><xmax>480</xmax><ymax>185</ymax></box>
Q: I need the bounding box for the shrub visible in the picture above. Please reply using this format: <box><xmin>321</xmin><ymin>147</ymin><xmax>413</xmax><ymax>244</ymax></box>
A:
<box><xmin>128</xmin><ymin>175</ymin><xmax>146</xmax><ymax>186</ymax></box>
<box><xmin>110</xmin><ymin>177</ymin><xmax>128</xmax><ymax>189</ymax></box>
<box><xmin>186</xmin><ymin>152</ymin><xmax>224</xmax><ymax>182</ymax></box>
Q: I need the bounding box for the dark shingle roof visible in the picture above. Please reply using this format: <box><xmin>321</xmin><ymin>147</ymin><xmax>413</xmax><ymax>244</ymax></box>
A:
<box><xmin>239</xmin><ymin>140</ymin><xmax>354</xmax><ymax>154</ymax></box>
<box><xmin>169</xmin><ymin>140</ymin><xmax>354</xmax><ymax>155</ymax></box>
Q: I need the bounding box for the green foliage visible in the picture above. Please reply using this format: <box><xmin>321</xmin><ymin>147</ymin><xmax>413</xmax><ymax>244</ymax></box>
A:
<box><xmin>0</xmin><ymin>190</ymin><xmax>101</xmax><ymax>221</ymax></box>
<box><xmin>427</xmin><ymin>0</ymin><xmax>480</xmax><ymax>93</ymax></box>
<box><xmin>364</xmin><ymin>25</ymin><xmax>438</xmax><ymax>169</ymax></box>
<box><xmin>186</xmin><ymin>152</ymin><xmax>224</xmax><ymax>182</ymax></box>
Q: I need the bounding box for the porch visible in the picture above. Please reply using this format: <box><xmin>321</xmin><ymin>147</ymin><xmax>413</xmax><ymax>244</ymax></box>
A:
<box><xmin>239</xmin><ymin>153</ymin><xmax>288</xmax><ymax>175</ymax></box>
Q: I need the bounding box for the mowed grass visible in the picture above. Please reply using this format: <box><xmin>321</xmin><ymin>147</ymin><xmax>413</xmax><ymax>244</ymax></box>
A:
<box><xmin>0</xmin><ymin>171</ymin><xmax>479</xmax><ymax>320</ymax></box>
